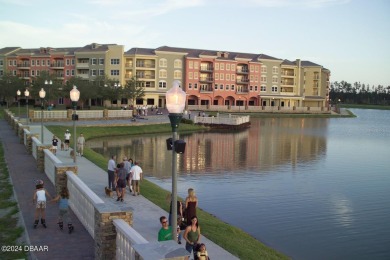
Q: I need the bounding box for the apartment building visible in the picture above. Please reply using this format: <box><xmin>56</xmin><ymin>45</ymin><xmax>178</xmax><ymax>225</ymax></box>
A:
<box><xmin>1</xmin><ymin>44</ymin><xmax>330</xmax><ymax>109</ymax></box>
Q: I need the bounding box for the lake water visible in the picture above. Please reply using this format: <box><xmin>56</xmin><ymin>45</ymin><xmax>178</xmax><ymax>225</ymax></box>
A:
<box><xmin>89</xmin><ymin>109</ymin><xmax>390</xmax><ymax>260</ymax></box>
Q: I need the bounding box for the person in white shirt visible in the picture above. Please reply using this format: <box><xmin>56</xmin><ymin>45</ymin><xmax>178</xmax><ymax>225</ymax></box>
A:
<box><xmin>64</xmin><ymin>129</ymin><xmax>71</xmax><ymax>150</ymax></box>
<box><xmin>130</xmin><ymin>161</ymin><xmax>143</xmax><ymax>196</ymax></box>
<box><xmin>107</xmin><ymin>155</ymin><xmax>116</xmax><ymax>190</ymax></box>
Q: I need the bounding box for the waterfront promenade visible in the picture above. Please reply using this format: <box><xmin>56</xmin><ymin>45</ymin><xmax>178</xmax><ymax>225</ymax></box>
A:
<box><xmin>1</xmin><ymin>114</ymin><xmax>239</xmax><ymax>260</ymax></box>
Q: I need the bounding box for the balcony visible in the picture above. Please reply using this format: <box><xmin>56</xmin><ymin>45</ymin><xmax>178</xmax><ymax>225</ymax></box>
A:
<box><xmin>125</xmin><ymin>74</ymin><xmax>133</xmax><ymax>79</ymax></box>
<box><xmin>136</xmin><ymin>74</ymin><xmax>155</xmax><ymax>80</ymax></box>
<box><xmin>76</xmin><ymin>62</ymin><xmax>90</xmax><ymax>68</ymax></box>
<box><xmin>51</xmin><ymin>62</ymin><xmax>64</xmax><ymax>69</ymax></box>
<box><xmin>76</xmin><ymin>74</ymin><xmax>89</xmax><ymax>79</ymax></box>
<box><xmin>281</xmin><ymin>70</ymin><xmax>295</xmax><ymax>77</ymax></box>
<box><xmin>200</xmin><ymin>86</ymin><xmax>213</xmax><ymax>93</ymax></box>
<box><xmin>17</xmin><ymin>63</ymin><xmax>30</xmax><ymax>69</ymax></box>
<box><xmin>199</xmin><ymin>77</ymin><xmax>213</xmax><ymax>83</ymax></box>
<box><xmin>236</xmin><ymin>68</ymin><xmax>249</xmax><ymax>74</ymax></box>
<box><xmin>236</xmin><ymin>88</ymin><xmax>249</xmax><ymax>94</ymax></box>
<box><xmin>125</xmin><ymin>62</ymin><xmax>133</xmax><ymax>67</ymax></box>
<box><xmin>236</xmin><ymin>78</ymin><xmax>249</xmax><ymax>84</ymax></box>
<box><xmin>135</xmin><ymin>61</ymin><xmax>155</xmax><ymax>68</ymax></box>
<box><xmin>200</xmin><ymin>66</ymin><xmax>213</xmax><ymax>72</ymax></box>
<box><xmin>281</xmin><ymin>80</ymin><xmax>294</xmax><ymax>86</ymax></box>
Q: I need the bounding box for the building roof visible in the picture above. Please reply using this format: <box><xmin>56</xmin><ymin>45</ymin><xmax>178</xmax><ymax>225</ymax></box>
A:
<box><xmin>281</xmin><ymin>59</ymin><xmax>296</xmax><ymax>66</ymax></box>
<box><xmin>257</xmin><ymin>53</ymin><xmax>281</xmax><ymax>60</ymax></box>
<box><xmin>75</xmin><ymin>43</ymin><xmax>117</xmax><ymax>52</ymax></box>
<box><xmin>0</xmin><ymin>47</ymin><xmax>21</xmax><ymax>55</ymax></box>
<box><xmin>300</xmin><ymin>60</ymin><xmax>321</xmax><ymax>67</ymax></box>
<box><xmin>125</xmin><ymin>47</ymin><xmax>156</xmax><ymax>55</ymax></box>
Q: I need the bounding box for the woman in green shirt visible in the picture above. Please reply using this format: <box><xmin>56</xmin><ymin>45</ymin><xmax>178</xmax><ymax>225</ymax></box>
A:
<box><xmin>183</xmin><ymin>216</ymin><xmax>201</xmax><ymax>258</ymax></box>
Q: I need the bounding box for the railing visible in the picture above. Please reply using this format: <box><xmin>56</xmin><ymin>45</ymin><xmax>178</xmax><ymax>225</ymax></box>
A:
<box><xmin>199</xmin><ymin>77</ymin><xmax>213</xmax><ymax>82</ymax></box>
<box><xmin>114</xmin><ymin>219</ymin><xmax>148</xmax><ymax>260</ymax></box>
<box><xmin>33</xmin><ymin>110</ymin><xmax>68</xmax><ymax>119</ymax></box>
<box><xmin>78</xmin><ymin>110</ymin><xmax>104</xmax><ymax>119</ymax></box>
<box><xmin>66</xmin><ymin>171</ymin><xmax>104</xmax><ymax>238</ymax></box>
<box><xmin>135</xmin><ymin>63</ymin><xmax>155</xmax><ymax>68</ymax></box>
<box><xmin>194</xmin><ymin>115</ymin><xmax>250</xmax><ymax>125</ymax></box>
<box><xmin>108</xmin><ymin>110</ymin><xmax>133</xmax><ymax>118</ymax></box>
<box><xmin>200</xmin><ymin>66</ymin><xmax>213</xmax><ymax>71</ymax></box>
<box><xmin>236</xmin><ymin>69</ymin><xmax>249</xmax><ymax>74</ymax></box>
<box><xmin>44</xmin><ymin>149</ymin><xmax>61</xmax><ymax>185</ymax></box>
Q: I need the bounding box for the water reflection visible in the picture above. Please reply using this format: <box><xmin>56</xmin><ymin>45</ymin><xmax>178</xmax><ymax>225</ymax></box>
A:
<box><xmin>88</xmin><ymin>118</ymin><xmax>329</xmax><ymax>178</ymax></box>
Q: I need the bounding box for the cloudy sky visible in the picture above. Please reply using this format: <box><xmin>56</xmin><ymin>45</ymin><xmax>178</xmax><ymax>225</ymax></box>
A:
<box><xmin>1</xmin><ymin>0</ymin><xmax>389</xmax><ymax>86</ymax></box>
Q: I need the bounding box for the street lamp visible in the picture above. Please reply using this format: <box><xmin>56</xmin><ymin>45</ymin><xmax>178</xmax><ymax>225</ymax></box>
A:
<box><xmin>45</xmin><ymin>80</ymin><xmax>52</xmax><ymax>104</ymax></box>
<box><xmin>70</xmin><ymin>86</ymin><xmax>80</xmax><ymax>163</ymax></box>
<box><xmin>166</xmin><ymin>80</ymin><xmax>186</xmax><ymax>241</ymax></box>
<box><xmin>16</xmin><ymin>90</ymin><xmax>21</xmax><ymax>118</ymax></box>
<box><xmin>39</xmin><ymin>88</ymin><xmax>46</xmax><ymax>142</ymax></box>
<box><xmin>24</xmin><ymin>89</ymin><xmax>29</xmax><ymax>125</ymax></box>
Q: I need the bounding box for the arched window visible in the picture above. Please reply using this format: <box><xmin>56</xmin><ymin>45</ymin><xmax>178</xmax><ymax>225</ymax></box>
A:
<box><xmin>159</xmin><ymin>59</ymin><xmax>167</xmax><ymax>67</ymax></box>
<box><xmin>174</xmin><ymin>70</ymin><xmax>182</xmax><ymax>79</ymax></box>
<box><xmin>174</xmin><ymin>59</ymin><xmax>182</xmax><ymax>68</ymax></box>
<box><xmin>159</xmin><ymin>69</ymin><xmax>167</xmax><ymax>78</ymax></box>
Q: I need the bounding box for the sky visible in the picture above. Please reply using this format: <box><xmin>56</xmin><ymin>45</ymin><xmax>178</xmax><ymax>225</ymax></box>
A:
<box><xmin>1</xmin><ymin>0</ymin><xmax>389</xmax><ymax>87</ymax></box>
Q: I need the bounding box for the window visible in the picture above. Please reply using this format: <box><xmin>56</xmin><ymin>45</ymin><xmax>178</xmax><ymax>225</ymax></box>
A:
<box><xmin>231</xmin><ymin>74</ymin><xmax>235</xmax><ymax>81</ymax></box>
<box><xmin>231</xmin><ymin>84</ymin><xmax>235</xmax><ymax>90</ymax></box>
<box><xmin>99</xmin><ymin>69</ymin><xmax>104</xmax><ymax>76</ymax></box>
<box><xmin>31</xmin><ymin>60</ymin><xmax>35</xmax><ymax>66</ymax></box>
<box><xmin>226</xmin><ymin>84</ymin><xmax>230</xmax><ymax>90</ymax></box>
<box><xmin>111</xmin><ymin>70</ymin><xmax>119</xmax><ymax>76</ymax></box>
<box><xmin>31</xmin><ymin>70</ymin><xmax>35</xmax><ymax>76</ymax></box>
<box><xmin>13</xmin><ymin>70</ymin><xmax>16</xmax><ymax>76</ymax></box>
<box><xmin>220</xmin><ymin>74</ymin><xmax>224</xmax><ymax>80</ymax></box>
<box><xmin>231</xmin><ymin>64</ymin><xmax>235</xmax><ymax>71</ymax></box>
<box><xmin>250</xmin><ymin>86</ymin><xmax>253</xmax><ymax>91</ymax></box>
<box><xmin>145</xmin><ymin>82</ymin><xmax>153</xmax><ymax>88</ymax></box>
<box><xmin>255</xmin><ymin>76</ymin><xmax>258</xmax><ymax>82</ymax></box>
<box><xmin>261</xmin><ymin>85</ymin><xmax>266</xmax><ymax>92</ymax></box>
<box><xmin>188</xmin><ymin>83</ymin><xmax>192</xmax><ymax>89</ymax></box>
<box><xmin>99</xmin><ymin>58</ymin><xmax>104</xmax><ymax>65</ymax></box>
<box><xmin>37</xmin><ymin>60</ymin><xmax>40</xmax><ymax>66</ymax></box>
<box><xmin>13</xmin><ymin>60</ymin><xmax>16</xmax><ymax>66</ymax></box>
<box><xmin>72</xmin><ymin>59</ymin><xmax>75</xmax><ymax>65</ymax></box>
<box><xmin>194</xmin><ymin>83</ymin><xmax>198</xmax><ymax>89</ymax></box>
<box><xmin>250</xmin><ymin>66</ymin><xmax>254</xmax><ymax>72</ymax></box>
<box><xmin>272</xmin><ymin>66</ymin><xmax>279</xmax><ymax>74</ymax></box>
<box><xmin>255</xmin><ymin>66</ymin><xmax>259</xmax><ymax>72</ymax></box>
<box><xmin>255</xmin><ymin>86</ymin><xmax>258</xmax><ymax>91</ymax></box>
<box><xmin>66</xmin><ymin>70</ymin><xmax>70</xmax><ymax>76</ymax></box>
<box><xmin>111</xmin><ymin>58</ymin><xmax>120</xmax><ymax>65</ymax></box>
<box><xmin>226</xmin><ymin>74</ymin><xmax>230</xmax><ymax>81</ymax></box>
<box><xmin>0</xmin><ymin>70</ymin><xmax>3</xmax><ymax>76</ymax></box>
<box><xmin>220</xmin><ymin>63</ymin><xmax>224</xmax><ymax>70</ymax></box>
<box><xmin>36</xmin><ymin>70</ymin><xmax>40</xmax><ymax>76</ymax></box>
<box><xmin>174</xmin><ymin>70</ymin><xmax>182</xmax><ymax>79</ymax></box>
<box><xmin>42</xmin><ymin>60</ymin><xmax>45</xmax><ymax>66</ymax></box>
<box><xmin>194</xmin><ymin>62</ymin><xmax>199</xmax><ymax>69</ymax></box>
<box><xmin>159</xmin><ymin>59</ymin><xmax>167</xmax><ymax>67</ymax></box>
<box><xmin>47</xmin><ymin>60</ymin><xmax>50</xmax><ymax>66</ymax></box>
<box><xmin>215</xmin><ymin>73</ymin><xmax>219</xmax><ymax>80</ymax></box>
<box><xmin>215</xmin><ymin>63</ymin><xmax>219</xmax><ymax>70</ymax></box>
<box><xmin>159</xmin><ymin>69</ymin><xmax>167</xmax><ymax>78</ymax></box>
<box><xmin>194</xmin><ymin>72</ymin><xmax>198</xmax><ymax>79</ymax></box>
<box><xmin>189</xmin><ymin>72</ymin><xmax>193</xmax><ymax>79</ymax></box>
<box><xmin>272</xmin><ymin>76</ymin><xmax>278</xmax><ymax>83</ymax></box>
<box><xmin>159</xmin><ymin>81</ymin><xmax>167</xmax><ymax>88</ymax></box>
<box><xmin>261</xmin><ymin>65</ymin><xmax>267</xmax><ymax>73</ymax></box>
<box><xmin>220</xmin><ymin>84</ymin><xmax>223</xmax><ymax>90</ymax></box>
<box><xmin>174</xmin><ymin>59</ymin><xmax>182</xmax><ymax>68</ymax></box>
<box><xmin>91</xmin><ymin>58</ymin><xmax>97</xmax><ymax>65</ymax></box>
<box><xmin>272</xmin><ymin>86</ymin><xmax>278</xmax><ymax>92</ymax></box>
<box><xmin>66</xmin><ymin>59</ymin><xmax>70</xmax><ymax>66</ymax></box>
<box><xmin>261</xmin><ymin>76</ymin><xmax>267</xmax><ymax>83</ymax></box>
<box><xmin>226</xmin><ymin>64</ymin><xmax>230</xmax><ymax>71</ymax></box>
<box><xmin>189</xmin><ymin>61</ymin><xmax>193</xmax><ymax>69</ymax></box>
<box><xmin>214</xmin><ymin>84</ymin><xmax>218</xmax><ymax>90</ymax></box>
<box><xmin>71</xmin><ymin>70</ymin><xmax>75</xmax><ymax>76</ymax></box>
<box><xmin>91</xmin><ymin>69</ymin><xmax>97</xmax><ymax>76</ymax></box>
<box><xmin>9</xmin><ymin>60</ymin><xmax>12</xmax><ymax>66</ymax></box>
<box><xmin>250</xmin><ymin>75</ymin><xmax>254</xmax><ymax>82</ymax></box>
<box><xmin>0</xmin><ymin>60</ymin><xmax>3</xmax><ymax>66</ymax></box>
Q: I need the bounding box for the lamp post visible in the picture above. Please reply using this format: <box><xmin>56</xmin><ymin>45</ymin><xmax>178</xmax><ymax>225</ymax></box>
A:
<box><xmin>39</xmin><ymin>88</ymin><xmax>46</xmax><ymax>142</ymax></box>
<box><xmin>45</xmin><ymin>80</ymin><xmax>52</xmax><ymax>105</ymax></box>
<box><xmin>166</xmin><ymin>80</ymin><xmax>186</xmax><ymax>241</ymax></box>
<box><xmin>16</xmin><ymin>90</ymin><xmax>21</xmax><ymax>118</ymax></box>
<box><xmin>24</xmin><ymin>89</ymin><xmax>29</xmax><ymax>125</ymax></box>
<box><xmin>337</xmin><ymin>98</ymin><xmax>341</xmax><ymax>114</ymax></box>
<box><xmin>70</xmin><ymin>86</ymin><xmax>80</xmax><ymax>163</ymax></box>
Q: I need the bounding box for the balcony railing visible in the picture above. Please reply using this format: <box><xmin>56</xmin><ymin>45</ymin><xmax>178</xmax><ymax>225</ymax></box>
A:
<box><xmin>136</xmin><ymin>74</ymin><xmax>155</xmax><ymax>79</ymax></box>
<box><xmin>17</xmin><ymin>63</ymin><xmax>30</xmax><ymax>68</ymax></box>
<box><xmin>76</xmin><ymin>63</ymin><xmax>90</xmax><ymax>68</ymax></box>
<box><xmin>135</xmin><ymin>63</ymin><xmax>155</xmax><ymax>68</ymax></box>
<box><xmin>51</xmin><ymin>62</ymin><xmax>64</xmax><ymax>68</ymax></box>
<box><xmin>236</xmin><ymin>89</ymin><xmax>249</xmax><ymax>94</ymax></box>
<box><xmin>199</xmin><ymin>77</ymin><xmax>213</xmax><ymax>82</ymax></box>
<box><xmin>236</xmin><ymin>69</ymin><xmax>249</xmax><ymax>74</ymax></box>
<box><xmin>281</xmin><ymin>71</ymin><xmax>295</xmax><ymax>77</ymax></box>
<box><xmin>200</xmin><ymin>66</ymin><xmax>213</xmax><ymax>72</ymax></box>
<box><xmin>125</xmin><ymin>62</ymin><xmax>133</xmax><ymax>67</ymax></box>
<box><xmin>200</xmin><ymin>87</ymin><xmax>213</xmax><ymax>93</ymax></box>
<box><xmin>236</xmin><ymin>78</ymin><xmax>249</xmax><ymax>84</ymax></box>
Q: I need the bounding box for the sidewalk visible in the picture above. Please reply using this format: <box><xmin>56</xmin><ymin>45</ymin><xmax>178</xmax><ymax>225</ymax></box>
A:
<box><xmin>2</xmin><ymin>116</ymin><xmax>239</xmax><ymax>259</ymax></box>
<box><xmin>0</xmin><ymin>120</ymin><xmax>94</xmax><ymax>260</ymax></box>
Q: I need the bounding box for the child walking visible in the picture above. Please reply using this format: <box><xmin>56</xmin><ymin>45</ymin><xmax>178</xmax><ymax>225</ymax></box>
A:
<box><xmin>51</xmin><ymin>187</ymin><xmax>74</xmax><ymax>233</ymax></box>
<box><xmin>32</xmin><ymin>180</ymin><xmax>52</xmax><ymax>228</ymax></box>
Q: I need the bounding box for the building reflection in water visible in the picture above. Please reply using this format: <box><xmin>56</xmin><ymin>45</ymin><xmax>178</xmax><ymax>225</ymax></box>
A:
<box><xmin>88</xmin><ymin>118</ymin><xmax>328</xmax><ymax>178</ymax></box>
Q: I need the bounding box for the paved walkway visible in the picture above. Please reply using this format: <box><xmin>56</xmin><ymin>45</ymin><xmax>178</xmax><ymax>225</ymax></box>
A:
<box><xmin>1</xmin><ymin>114</ymin><xmax>238</xmax><ymax>260</ymax></box>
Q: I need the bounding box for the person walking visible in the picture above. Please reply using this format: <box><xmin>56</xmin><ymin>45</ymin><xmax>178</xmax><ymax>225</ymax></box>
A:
<box><xmin>130</xmin><ymin>161</ymin><xmax>142</xmax><ymax>196</ymax></box>
<box><xmin>124</xmin><ymin>157</ymin><xmax>134</xmax><ymax>192</ymax></box>
<box><xmin>115</xmin><ymin>162</ymin><xmax>127</xmax><ymax>202</ymax></box>
<box><xmin>77</xmin><ymin>133</ymin><xmax>86</xmax><ymax>156</ymax></box>
<box><xmin>50</xmin><ymin>187</ymin><xmax>74</xmax><ymax>233</ymax></box>
<box><xmin>107</xmin><ymin>155</ymin><xmax>117</xmax><ymax>191</ymax></box>
<box><xmin>185</xmin><ymin>188</ymin><xmax>198</xmax><ymax>225</ymax></box>
<box><xmin>32</xmin><ymin>180</ymin><xmax>52</xmax><ymax>229</ymax></box>
<box><xmin>158</xmin><ymin>216</ymin><xmax>173</xmax><ymax>241</ymax></box>
<box><xmin>183</xmin><ymin>216</ymin><xmax>201</xmax><ymax>259</ymax></box>
<box><xmin>64</xmin><ymin>129</ymin><xmax>71</xmax><ymax>150</ymax></box>
<box><xmin>52</xmin><ymin>135</ymin><xmax>58</xmax><ymax>155</ymax></box>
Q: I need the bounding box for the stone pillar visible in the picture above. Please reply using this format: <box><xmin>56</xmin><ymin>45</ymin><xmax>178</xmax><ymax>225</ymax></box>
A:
<box><xmin>37</xmin><ymin>145</ymin><xmax>52</xmax><ymax>172</ymax></box>
<box><xmin>26</xmin><ymin>133</ymin><xmax>38</xmax><ymax>154</ymax></box>
<box><xmin>94</xmin><ymin>204</ymin><xmax>133</xmax><ymax>260</ymax></box>
<box><xmin>67</xmin><ymin>109</ymin><xmax>73</xmax><ymax>120</ymax></box>
<box><xmin>103</xmin><ymin>109</ymin><xmax>108</xmax><ymax>120</ymax></box>
<box><xmin>19</xmin><ymin>126</ymin><xmax>29</xmax><ymax>143</ymax></box>
<box><xmin>55</xmin><ymin>164</ymin><xmax>78</xmax><ymax>194</ymax></box>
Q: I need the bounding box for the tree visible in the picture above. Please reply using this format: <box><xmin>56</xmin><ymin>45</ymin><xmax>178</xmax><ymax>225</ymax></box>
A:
<box><xmin>0</xmin><ymin>73</ymin><xmax>25</xmax><ymax>107</ymax></box>
<box><xmin>123</xmin><ymin>76</ymin><xmax>145</xmax><ymax>108</ymax></box>
<box><xmin>29</xmin><ymin>71</ymin><xmax>61</xmax><ymax>106</ymax></box>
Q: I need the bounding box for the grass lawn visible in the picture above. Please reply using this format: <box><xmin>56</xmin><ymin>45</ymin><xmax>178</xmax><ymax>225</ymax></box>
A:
<box><xmin>46</xmin><ymin>123</ymin><xmax>290</xmax><ymax>260</ymax></box>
